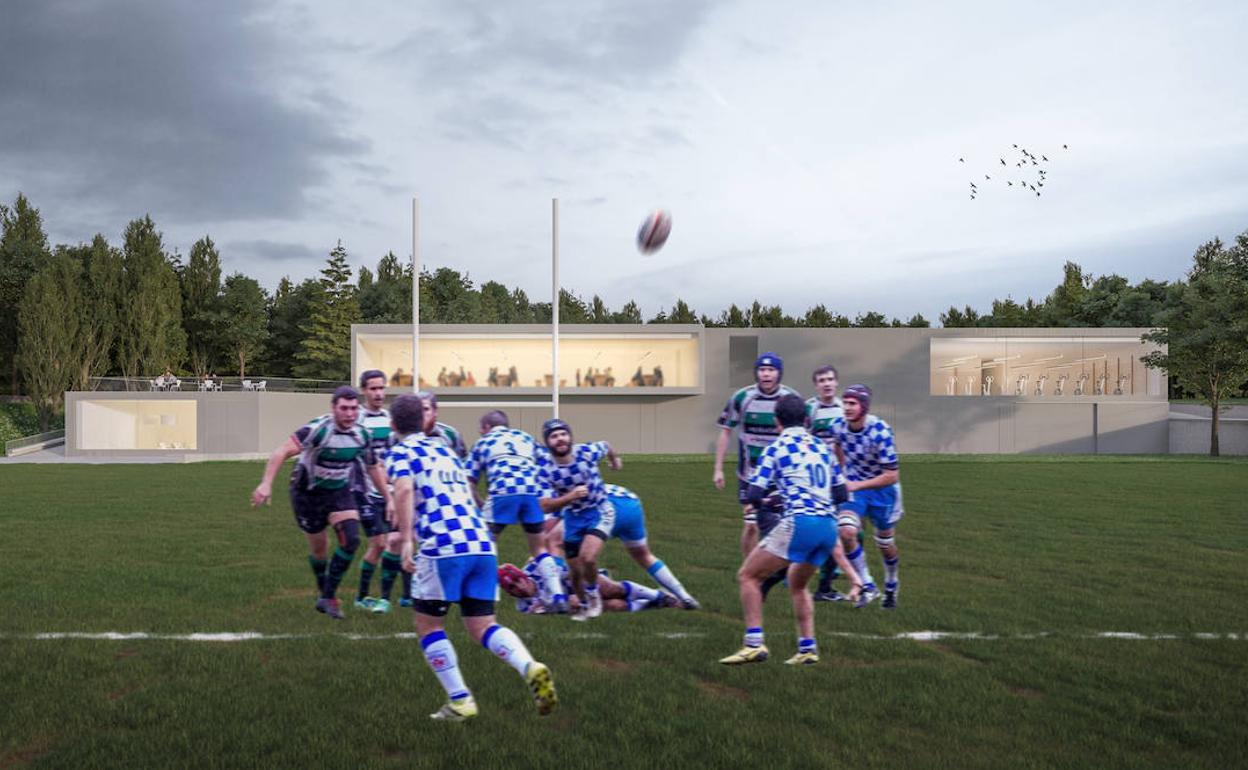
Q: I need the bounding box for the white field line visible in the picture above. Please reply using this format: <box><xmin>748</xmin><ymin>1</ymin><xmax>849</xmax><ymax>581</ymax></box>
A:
<box><xmin>3</xmin><ymin>631</ymin><xmax>1242</xmax><ymax>643</ymax></box>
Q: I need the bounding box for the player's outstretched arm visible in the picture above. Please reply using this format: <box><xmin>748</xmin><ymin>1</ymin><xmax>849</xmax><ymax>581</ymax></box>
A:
<box><xmin>251</xmin><ymin>436</ymin><xmax>302</xmax><ymax>506</ymax></box>
<box><xmin>830</xmin><ymin>539</ymin><xmax>863</xmax><ymax>601</ymax></box>
<box><xmin>606</xmin><ymin>444</ymin><xmax>622</xmax><ymax>471</ymax></box>
<box><xmin>712</xmin><ymin>427</ymin><xmax>732</xmax><ymax>488</ymax></box>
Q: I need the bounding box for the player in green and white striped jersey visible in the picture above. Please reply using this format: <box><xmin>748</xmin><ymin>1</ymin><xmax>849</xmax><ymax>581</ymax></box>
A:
<box><xmin>713</xmin><ymin>352</ymin><xmax>802</xmax><ymax>556</ymax></box>
<box><xmin>805</xmin><ymin>364</ymin><xmax>874</xmax><ymax>602</ymax></box>
<box><xmin>251</xmin><ymin>386</ymin><xmax>392</xmax><ymax>619</ymax></box>
<box><xmin>353</xmin><ymin>371</ymin><xmax>397</xmax><ymax>611</ymax></box>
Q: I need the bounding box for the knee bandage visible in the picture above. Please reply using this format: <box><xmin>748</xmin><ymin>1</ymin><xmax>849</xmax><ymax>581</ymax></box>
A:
<box><xmin>335</xmin><ymin>519</ymin><xmax>361</xmax><ymax>553</ymax></box>
<box><xmin>873</xmin><ymin>533</ymin><xmax>895</xmax><ymax>549</ymax></box>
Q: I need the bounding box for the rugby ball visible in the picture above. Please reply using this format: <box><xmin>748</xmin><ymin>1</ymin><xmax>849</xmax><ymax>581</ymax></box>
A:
<box><xmin>637</xmin><ymin>210</ymin><xmax>672</xmax><ymax>254</ymax></box>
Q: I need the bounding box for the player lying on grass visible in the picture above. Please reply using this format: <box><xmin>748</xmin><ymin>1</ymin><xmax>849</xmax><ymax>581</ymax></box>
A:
<box><xmin>387</xmin><ymin>393</ymin><xmax>556</xmax><ymax>722</ymax></box>
<box><xmin>498</xmin><ymin>559</ymin><xmax>680</xmax><ymax>614</ymax></box>
<box><xmin>542</xmin><ymin>482</ymin><xmax>700</xmax><ymax>610</ymax></box>
<box><xmin>251</xmin><ymin>386</ymin><xmax>392</xmax><ymax>620</ymax></box>
<box><xmin>721</xmin><ymin>394</ymin><xmax>862</xmax><ymax>666</ymax></box>
<box><xmin>373</xmin><ymin>390</ymin><xmax>467</xmax><ymax>614</ymax></box>
<box><xmin>466</xmin><ymin>410</ymin><xmax>568</xmax><ymax>613</ymax></box>
<box><xmin>830</xmin><ymin>384</ymin><xmax>904</xmax><ymax>610</ymax></box>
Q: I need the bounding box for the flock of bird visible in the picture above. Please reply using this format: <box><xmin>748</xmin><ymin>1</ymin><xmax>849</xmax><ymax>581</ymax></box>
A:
<box><xmin>961</xmin><ymin>144</ymin><xmax>1068</xmax><ymax>200</ymax></box>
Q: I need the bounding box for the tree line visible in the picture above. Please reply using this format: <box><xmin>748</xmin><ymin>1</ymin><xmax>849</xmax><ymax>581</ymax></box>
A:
<box><xmin>3</xmin><ymin>191</ymin><xmax>1246</xmax><ymax>452</ymax></box>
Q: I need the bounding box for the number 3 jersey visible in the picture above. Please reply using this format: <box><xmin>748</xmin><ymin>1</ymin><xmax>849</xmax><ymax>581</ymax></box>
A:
<box><xmin>385</xmin><ymin>435</ymin><xmax>495</xmax><ymax>559</ymax></box>
<box><xmin>746</xmin><ymin>427</ymin><xmax>845</xmax><ymax>517</ymax></box>
<box><xmin>467</xmin><ymin>427</ymin><xmax>545</xmax><ymax>497</ymax></box>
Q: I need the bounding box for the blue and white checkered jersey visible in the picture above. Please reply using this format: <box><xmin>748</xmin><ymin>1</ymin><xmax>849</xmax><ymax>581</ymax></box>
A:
<box><xmin>603</xmin><ymin>483</ymin><xmax>638</xmax><ymax>501</ymax></box>
<box><xmin>385</xmin><ymin>435</ymin><xmax>495</xmax><ymax>559</ymax></box>
<box><xmin>747</xmin><ymin>427</ymin><xmax>843</xmax><ymax>517</ymax></box>
<box><xmin>467</xmin><ymin>427</ymin><xmax>545</xmax><ymax>497</ymax></box>
<box><xmin>537</xmin><ymin>441</ymin><xmax>611</xmax><ymax>521</ymax></box>
<box><xmin>829</xmin><ymin>415</ymin><xmax>900</xmax><ymax>482</ymax></box>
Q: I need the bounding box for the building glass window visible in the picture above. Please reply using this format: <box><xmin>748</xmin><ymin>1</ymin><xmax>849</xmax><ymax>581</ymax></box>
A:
<box><xmin>77</xmin><ymin>400</ymin><xmax>198</xmax><ymax>450</ymax></box>
<box><xmin>930</xmin><ymin>337</ymin><xmax>1162</xmax><ymax>397</ymax></box>
<box><xmin>355</xmin><ymin>332</ymin><xmax>701</xmax><ymax>392</ymax></box>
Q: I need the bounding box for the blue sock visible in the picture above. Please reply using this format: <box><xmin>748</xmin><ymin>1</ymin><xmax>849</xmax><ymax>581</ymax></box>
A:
<box><xmin>799</xmin><ymin>637</ymin><xmax>817</xmax><ymax>654</ymax></box>
<box><xmin>744</xmin><ymin>627</ymin><xmax>764</xmax><ymax>648</ymax></box>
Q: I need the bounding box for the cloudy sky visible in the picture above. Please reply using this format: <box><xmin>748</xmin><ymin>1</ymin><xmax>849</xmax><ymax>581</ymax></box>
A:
<box><xmin>3</xmin><ymin>0</ymin><xmax>1246</xmax><ymax>321</ymax></box>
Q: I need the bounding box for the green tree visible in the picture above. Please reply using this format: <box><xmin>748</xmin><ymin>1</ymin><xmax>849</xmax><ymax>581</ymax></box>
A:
<box><xmin>181</xmin><ymin>236</ymin><xmax>223</xmax><ymax>375</ymax></box>
<box><xmin>589</xmin><ymin>295</ymin><xmax>611</xmax><ymax>324</ymax></box>
<box><xmin>558</xmin><ymin>289</ymin><xmax>591</xmax><ymax>323</ymax></box>
<box><xmin>478</xmin><ymin>280</ymin><xmax>512</xmax><ymax>324</ymax></box>
<box><xmin>1043</xmin><ymin>261</ymin><xmax>1091</xmax><ymax>326</ymax></box>
<box><xmin>852</xmin><ymin>311</ymin><xmax>889</xmax><ymax>328</ymax></box>
<box><xmin>359</xmin><ymin>251</ymin><xmax>412</xmax><ymax>323</ymax></box>
<box><xmin>904</xmin><ymin>313</ymin><xmax>931</xmax><ymax>328</ymax></box>
<box><xmin>0</xmin><ymin>193</ymin><xmax>52</xmax><ymax>394</ymax></box>
<box><xmin>424</xmin><ymin>267</ymin><xmax>479</xmax><ymax>323</ymax></box>
<box><xmin>613</xmin><ymin>300</ymin><xmax>643</xmax><ymax>324</ymax></box>
<box><xmin>262</xmin><ymin>277</ymin><xmax>320</xmax><ymax>376</ymax></box>
<box><xmin>653</xmin><ymin>299</ymin><xmax>697</xmax><ymax>324</ymax></box>
<box><xmin>718</xmin><ymin>304</ymin><xmax>748</xmax><ymax>327</ymax></box>
<box><xmin>18</xmin><ymin>253</ymin><xmax>82</xmax><ymax>430</ymax></box>
<box><xmin>218</xmin><ymin>273</ymin><xmax>269</xmax><ymax>379</ymax></box>
<box><xmin>940</xmin><ymin>305</ymin><xmax>981</xmax><ymax>327</ymax></box>
<box><xmin>116</xmin><ymin>216</ymin><xmax>186</xmax><ymax>385</ymax></box>
<box><xmin>295</xmin><ymin>242</ymin><xmax>360</xmax><ymax>380</ymax></box>
<box><xmin>1142</xmin><ymin>239</ymin><xmax>1248</xmax><ymax>455</ymax></box>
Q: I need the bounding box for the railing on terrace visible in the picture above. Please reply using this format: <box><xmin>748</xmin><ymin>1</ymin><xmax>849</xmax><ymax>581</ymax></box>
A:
<box><xmin>86</xmin><ymin>376</ymin><xmax>348</xmax><ymax>394</ymax></box>
<box><xmin>5</xmin><ymin>429</ymin><xmax>65</xmax><ymax>457</ymax></box>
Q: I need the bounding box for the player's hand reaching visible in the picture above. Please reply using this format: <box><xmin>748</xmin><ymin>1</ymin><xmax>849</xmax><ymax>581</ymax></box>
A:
<box><xmin>570</xmin><ymin>485</ymin><xmax>589</xmax><ymax>501</ymax></box>
<box><xmin>609</xmin><ymin>455</ymin><xmax>623</xmax><ymax>471</ymax></box>
<box><xmin>385</xmin><ymin>498</ymin><xmax>396</xmax><ymax>523</ymax></box>
<box><xmin>712</xmin><ymin>467</ymin><xmax>725</xmax><ymax>489</ymax></box>
<box><xmin>250</xmin><ymin>483</ymin><xmax>272</xmax><ymax>507</ymax></box>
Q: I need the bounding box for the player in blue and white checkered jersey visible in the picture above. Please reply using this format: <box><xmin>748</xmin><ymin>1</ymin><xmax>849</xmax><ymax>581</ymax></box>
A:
<box><xmin>386</xmin><ymin>394</ymin><xmax>557</xmax><ymax>723</ymax></box>
<box><xmin>466</xmin><ymin>411</ymin><xmax>568</xmax><ymax>613</ymax></box>
<box><xmin>536</xmin><ymin>419</ymin><xmax>621</xmax><ymax>621</ymax></box>
<box><xmin>828</xmin><ymin>384</ymin><xmax>904</xmax><ymax>610</ymax></box>
<box><xmin>596</xmin><ymin>483</ymin><xmax>700</xmax><ymax>609</ymax></box>
<box><xmin>720</xmin><ymin>394</ymin><xmax>862</xmax><ymax>667</ymax></box>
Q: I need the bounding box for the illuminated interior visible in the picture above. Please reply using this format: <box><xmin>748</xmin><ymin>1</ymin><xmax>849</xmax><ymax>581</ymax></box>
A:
<box><xmin>929</xmin><ymin>337</ymin><xmax>1164</xmax><ymax>397</ymax></box>
<box><xmin>77</xmin><ymin>400</ymin><xmax>198</xmax><ymax>450</ymax></box>
<box><xmin>355</xmin><ymin>332</ymin><xmax>700</xmax><ymax>391</ymax></box>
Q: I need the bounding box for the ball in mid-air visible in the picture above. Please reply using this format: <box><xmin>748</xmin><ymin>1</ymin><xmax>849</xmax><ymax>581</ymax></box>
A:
<box><xmin>636</xmin><ymin>210</ymin><xmax>672</xmax><ymax>254</ymax></box>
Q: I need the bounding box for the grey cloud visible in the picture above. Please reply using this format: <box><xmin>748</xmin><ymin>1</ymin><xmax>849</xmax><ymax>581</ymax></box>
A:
<box><xmin>383</xmin><ymin>1</ymin><xmax>715</xmax><ymax>151</ymax></box>
<box><xmin>226</xmin><ymin>239</ymin><xmax>322</xmax><ymax>265</ymax></box>
<box><xmin>0</xmin><ymin>0</ymin><xmax>367</xmax><ymax>225</ymax></box>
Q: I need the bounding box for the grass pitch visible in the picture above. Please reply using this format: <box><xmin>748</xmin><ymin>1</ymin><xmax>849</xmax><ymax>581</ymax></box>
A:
<box><xmin>1</xmin><ymin>455</ymin><xmax>1246</xmax><ymax>769</ymax></box>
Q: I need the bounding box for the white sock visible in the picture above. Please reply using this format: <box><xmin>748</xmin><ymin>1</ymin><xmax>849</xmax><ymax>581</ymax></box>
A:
<box><xmin>848</xmin><ymin>546</ymin><xmax>874</xmax><ymax>589</ymax></box>
<box><xmin>646</xmin><ymin>560</ymin><xmax>691</xmax><ymax>601</ymax></box>
<box><xmin>621</xmin><ymin>580</ymin><xmax>660</xmax><ymax>611</ymax></box>
<box><xmin>482</xmin><ymin>624</ymin><xmax>536</xmax><ymax>677</ymax></box>
<box><xmin>535</xmin><ymin>553</ymin><xmax>565</xmax><ymax>600</ymax></box>
<box><xmin>421</xmin><ymin>632</ymin><xmax>469</xmax><ymax>700</ymax></box>
<box><xmin>744</xmin><ymin>627</ymin><xmax>764</xmax><ymax>648</ymax></box>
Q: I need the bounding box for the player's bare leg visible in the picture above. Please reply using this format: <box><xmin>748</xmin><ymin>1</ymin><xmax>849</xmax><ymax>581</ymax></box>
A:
<box><xmin>740</xmin><ymin>514</ymin><xmax>760</xmax><ymax>557</ymax></box>
<box><xmin>839</xmin><ymin>515</ymin><xmax>878</xmax><ymax>608</ymax></box>
<box><xmin>785</xmin><ymin>562</ymin><xmax>820</xmax><ymax>665</ymax></box>
<box><xmin>721</xmin><ymin>547</ymin><xmax>790</xmax><ymax>664</ymax></box>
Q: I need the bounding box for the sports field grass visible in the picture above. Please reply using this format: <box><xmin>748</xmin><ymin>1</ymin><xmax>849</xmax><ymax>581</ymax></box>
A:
<box><xmin>1</xmin><ymin>455</ymin><xmax>1246</xmax><ymax>769</ymax></box>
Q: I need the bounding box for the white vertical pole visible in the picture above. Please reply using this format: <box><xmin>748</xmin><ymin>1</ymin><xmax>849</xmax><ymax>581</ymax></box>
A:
<box><xmin>552</xmin><ymin>198</ymin><xmax>560</xmax><ymax>419</ymax></box>
<box><xmin>411</xmin><ymin>197</ymin><xmax>420</xmax><ymax>394</ymax></box>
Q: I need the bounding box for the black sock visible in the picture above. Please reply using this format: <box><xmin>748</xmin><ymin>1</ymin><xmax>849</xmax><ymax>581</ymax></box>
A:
<box><xmin>358</xmin><ymin>559</ymin><xmax>377</xmax><ymax>601</ymax></box>
<box><xmin>323</xmin><ymin>546</ymin><xmax>356</xmax><ymax>600</ymax></box>
<box><xmin>818</xmin><ymin>557</ymin><xmax>839</xmax><ymax>594</ymax></box>
<box><xmin>308</xmin><ymin>556</ymin><xmax>327</xmax><ymax>595</ymax></box>
<box><xmin>379</xmin><ymin>552</ymin><xmax>402</xmax><ymax>601</ymax></box>
<box><xmin>401</xmin><ymin>568</ymin><xmax>413</xmax><ymax>602</ymax></box>
<box><xmin>759</xmin><ymin>568</ymin><xmax>787</xmax><ymax>600</ymax></box>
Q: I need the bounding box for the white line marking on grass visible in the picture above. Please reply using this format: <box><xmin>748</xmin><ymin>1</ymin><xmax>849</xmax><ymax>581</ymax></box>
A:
<box><xmin>7</xmin><ymin>631</ymin><xmax>1244</xmax><ymax>642</ymax></box>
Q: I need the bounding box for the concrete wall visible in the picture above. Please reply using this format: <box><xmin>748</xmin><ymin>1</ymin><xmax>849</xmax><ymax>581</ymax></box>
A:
<box><xmin>67</xmin><ymin>326</ymin><xmax>1170</xmax><ymax>457</ymax></box>
<box><xmin>1169</xmin><ymin>413</ymin><xmax>1248</xmax><ymax>455</ymax></box>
